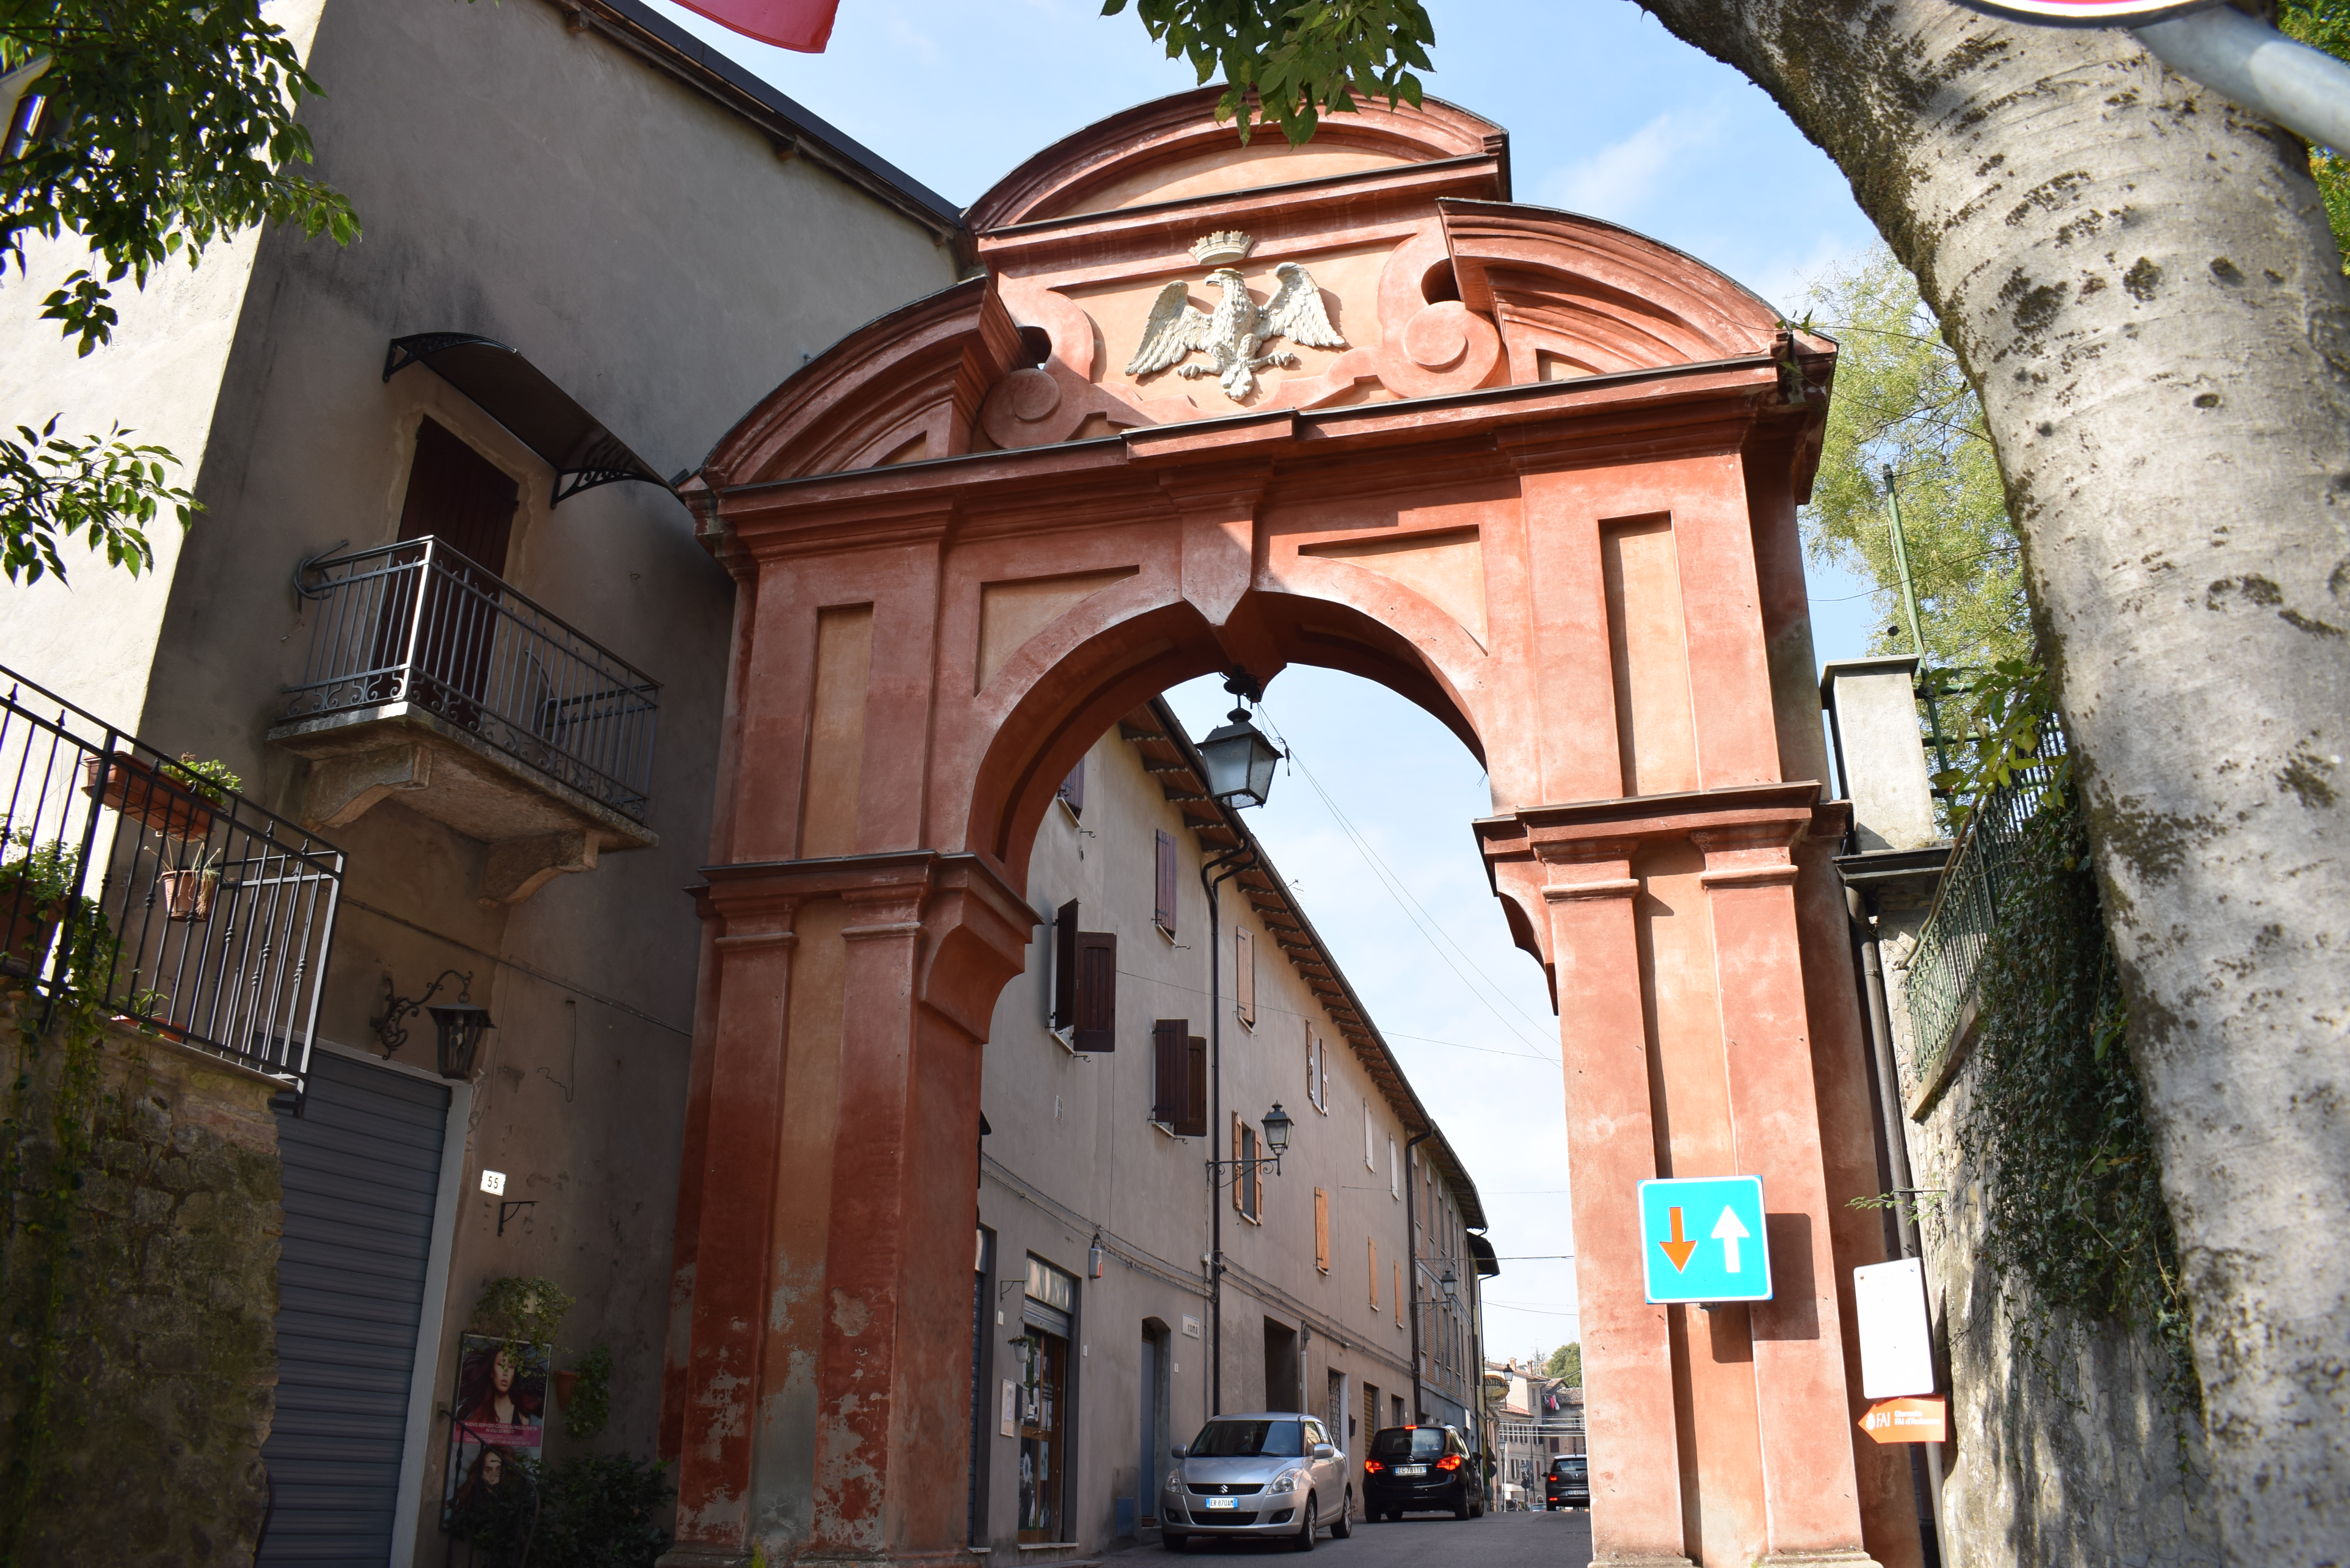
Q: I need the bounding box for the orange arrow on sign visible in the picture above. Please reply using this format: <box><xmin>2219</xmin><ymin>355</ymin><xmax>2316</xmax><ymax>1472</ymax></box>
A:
<box><xmin>1858</xmin><ymin>1396</ymin><xmax>1946</xmax><ymax>1445</ymax></box>
<box><xmin>1660</xmin><ymin>1206</ymin><xmax>1698</xmax><ymax>1272</ymax></box>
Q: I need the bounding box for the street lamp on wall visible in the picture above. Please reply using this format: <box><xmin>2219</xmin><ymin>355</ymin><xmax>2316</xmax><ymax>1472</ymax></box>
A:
<box><xmin>429</xmin><ymin>999</ymin><xmax>496</xmax><ymax>1081</ymax></box>
<box><xmin>1440</xmin><ymin>1265</ymin><xmax>1460</xmax><ymax>1307</ymax></box>
<box><xmin>1197</xmin><ymin>671</ymin><xmax>1282</xmax><ymax>810</ymax></box>
<box><xmin>1262</xmin><ymin>1101</ymin><xmax>1292</xmax><ymax>1157</ymax></box>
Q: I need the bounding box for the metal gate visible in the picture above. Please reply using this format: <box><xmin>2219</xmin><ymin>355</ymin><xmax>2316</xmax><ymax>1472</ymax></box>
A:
<box><xmin>260</xmin><ymin>1050</ymin><xmax>452</xmax><ymax>1563</ymax></box>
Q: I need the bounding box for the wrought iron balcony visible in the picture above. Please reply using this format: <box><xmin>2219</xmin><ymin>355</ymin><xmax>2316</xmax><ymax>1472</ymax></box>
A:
<box><xmin>270</xmin><ymin>538</ymin><xmax>660</xmax><ymax>903</ymax></box>
<box><xmin>1903</xmin><ymin>718</ymin><xmax>2068</xmax><ymax>1086</ymax></box>
<box><xmin>1</xmin><ymin>664</ymin><xmax>343</xmax><ymax>1086</ymax></box>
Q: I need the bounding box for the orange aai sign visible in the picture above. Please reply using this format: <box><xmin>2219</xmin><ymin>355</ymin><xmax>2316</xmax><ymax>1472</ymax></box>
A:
<box><xmin>1858</xmin><ymin>1396</ymin><xmax>1948</xmax><ymax>1444</ymax></box>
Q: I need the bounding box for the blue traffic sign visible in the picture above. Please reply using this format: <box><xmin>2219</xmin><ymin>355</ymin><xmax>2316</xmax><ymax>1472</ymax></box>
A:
<box><xmin>1638</xmin><ymin>1176</ymin><xmax>1772</xmax><ymax>1304</ymax></box>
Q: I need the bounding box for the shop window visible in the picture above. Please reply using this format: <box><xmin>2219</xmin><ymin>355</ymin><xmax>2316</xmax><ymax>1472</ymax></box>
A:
<box><xmin>1016</xmin><ymin>1259</ymin><xmax>1079</xmax><ymax>1544</ymax></box>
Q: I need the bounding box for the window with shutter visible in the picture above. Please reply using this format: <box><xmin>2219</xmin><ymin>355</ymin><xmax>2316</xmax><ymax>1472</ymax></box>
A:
<box><xmin>1389</xmin><ymin>1138</ymin><xmax>1400</xmax><ymax>1198</ymax></box>
<box><xmin>1235</xmin><ymin>928</ymin><xmax>1254</xmax><ymax>1027</ymax></box>
<box><xmin>1394</xmin><ymin>1262</ymin><xmax>1403</xmax><ymax>1327</ymax></box>
<box><xmin>1364</xmin><ymin>1103</ymin><xmax>1375</xmax><ymax>1170</ymax></box>
<box><xmin>1368</xmin><ymin>1238</ymin><xmax>1378</xmax><ymax>1308</ymax></box>
<box><xmin>1056</xmin><ymin>756</ymin><xmax>1085</xmax><ymax>817</ymax></box>
<box><xmin>1153</xmin><ymin>829</ymin><xmax>1177</xmax><ymax>933</ymax></box>
<box><xmin>1242</xmin><ymin>1126</ymin><xmax>1260</xmax><ymax>1220</ymax></box>
<box><xmin>1152</xmin><ymin>1020</ymin><xmax>1186</xmax><ymax>1124</ymax></box>
<box><xmin>1181</xmin><ymin>1035</ymin><xmax>1207</xmax><ymax>1138</ymax></box>
<box><xmin>1314</xmin><ymin>1187</ymin><xmax>1329</xmax><ymax>1273</ymax></box>
<box><xmin>1073</xmin><ymin>930</ymin><xmax>1116</xmax><ymax>1052</ymax></box>
<box><xmin>1318</xmin><ymin>1039</ymin><xmax>1330</xmax><ymax>1112</ymax></box>
<box><xmin>1052</xmin><ymin>901</ymin><xmax>1079</xmax><ymax>1032</ymax></box>
<box><xmin>1232</xmin><ymin>1116</ymin><xmax>1244</xmax><ymax>1214</ymax></box>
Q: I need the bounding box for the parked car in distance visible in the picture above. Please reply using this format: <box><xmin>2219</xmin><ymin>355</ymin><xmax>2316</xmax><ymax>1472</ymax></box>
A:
<box><xmin>1361</xmin><ymin>1424</ymin><xmax>1484</xmax><ymax>1520</ymax></box>
<box><xmin>1159</xmin><ymin>1413</ymin><xmax>1353</xmax><ymax>1553</ymax></box>
<box><xmin>1545</xmin><ymin>1455</ymin><xmax>1588</xmax><ymax>1510</ymax></box>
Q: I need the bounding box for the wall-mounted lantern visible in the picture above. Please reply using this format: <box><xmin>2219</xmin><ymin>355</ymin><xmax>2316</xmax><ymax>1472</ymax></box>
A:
<box><xmin>1262</xmin><ymin>1101</ymin><xmax>1293</xmax><ymax>1158</ymax></box>
<box><xmin>1439</xmin><ymin>1265</ymin><xmax>1460</xmax><ymax>1307</ymax></box>
<box><xmin>1198</xmin><ymin>671</ymin><xmax>1283</xmax><ymax>810</ymax></box>
<box><xmin>374</xmin><ymin>967</ymin><xmax>494</xmax><ymax>1079</ymax></box>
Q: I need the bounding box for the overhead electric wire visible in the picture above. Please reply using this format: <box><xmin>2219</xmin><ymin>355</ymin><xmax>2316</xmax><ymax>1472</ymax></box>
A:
<box><xmin>1254</xmin><ymin>701</ymin><xmax>1560</xmax><ymax>1063</ymax></box>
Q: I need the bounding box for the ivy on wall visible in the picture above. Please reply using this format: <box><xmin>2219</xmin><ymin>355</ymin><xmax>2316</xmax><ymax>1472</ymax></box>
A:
<box><xmin>1950</xmin><ymin>771</ymin><xmax>2198</xmax><ymax>1407</ymax></box>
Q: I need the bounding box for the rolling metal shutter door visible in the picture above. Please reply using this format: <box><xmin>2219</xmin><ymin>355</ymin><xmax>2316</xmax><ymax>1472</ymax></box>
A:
<box><xmin>261</xmin><ymin>1051</ymin><xmax>451</xmax><ymax>1564</ymax></box>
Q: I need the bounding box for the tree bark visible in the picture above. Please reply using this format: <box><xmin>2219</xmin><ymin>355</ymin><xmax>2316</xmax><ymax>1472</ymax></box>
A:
<box><xmin>1632</xmin><ymin>2</ymin><xmax>2349</xmax><ymax>1559</ymax></box>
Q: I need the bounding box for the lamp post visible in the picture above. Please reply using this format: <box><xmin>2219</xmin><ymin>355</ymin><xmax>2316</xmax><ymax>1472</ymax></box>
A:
<box><xmin>1199</xmin><ymin>670</ymin><xmax>1281</xmax><ymax>1417</ymax></box>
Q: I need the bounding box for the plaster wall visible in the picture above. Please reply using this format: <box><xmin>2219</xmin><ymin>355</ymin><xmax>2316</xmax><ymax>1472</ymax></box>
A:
<box><xmin>0</xmin><ymin>1</ymin><xmax>328</xmax><ymax>722</ymax></box>
<box><xmin>973</xmin><ymin>721</ymin><xmax>1433</xmax><ymax>1557</ymax></box>
<box><xmin>4</xmin><ymin>0</ymin><xmax>958</xmax><ymax>1559</ymax></box>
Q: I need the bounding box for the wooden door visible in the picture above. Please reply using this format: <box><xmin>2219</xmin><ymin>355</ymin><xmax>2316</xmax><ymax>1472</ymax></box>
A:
<box><xmin>375</xmin><ymin>418</ymin><xmax>519</xmax><ymax>725</ymax></box>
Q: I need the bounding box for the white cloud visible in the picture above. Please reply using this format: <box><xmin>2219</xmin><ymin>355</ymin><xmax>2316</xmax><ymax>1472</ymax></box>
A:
<box><xmin>1549</xmin><ymin>108</ymin><xmax>1727</xmax><ymax>225</ymax></box>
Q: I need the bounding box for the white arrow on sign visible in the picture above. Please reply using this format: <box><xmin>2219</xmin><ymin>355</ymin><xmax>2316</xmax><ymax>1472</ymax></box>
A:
<box><xmin>1712</xmin><ymin>1206</ymin><xmax>1751</xmax><ymax>1273</ymax></box>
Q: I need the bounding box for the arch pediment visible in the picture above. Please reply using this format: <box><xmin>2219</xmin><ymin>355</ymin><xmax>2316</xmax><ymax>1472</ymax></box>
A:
<box><xmin>692</xmin><ymin>96</ymin><xmax>1823</xmax><ymax>492</ymax></box>
<box><xmin>1438</xmin><ymin>199</ymin><xmax>1790</xmax><ymax>378</ymax></box>
<box><xmin>967</xmin><ymin>86</ymin><xmax>1508</xmax><ymax>232</ymax></box>
<box><xmin>697</xmin><ymin>277</ymin><xmax>1027</xmax><ymax>488</ymax></box>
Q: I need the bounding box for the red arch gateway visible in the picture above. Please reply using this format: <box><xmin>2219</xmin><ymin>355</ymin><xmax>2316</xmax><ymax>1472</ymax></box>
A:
<box><xmin>663</xmin><ymin>86</ymin><xmax>1914</xmax><ymax>1568</ymax></box>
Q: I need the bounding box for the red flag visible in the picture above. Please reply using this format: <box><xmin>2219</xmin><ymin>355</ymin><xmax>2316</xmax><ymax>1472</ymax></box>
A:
<box><xmin>671</xmin><ymin>0</ymin><xmax>840</xmax><ymax>52</ymax></box>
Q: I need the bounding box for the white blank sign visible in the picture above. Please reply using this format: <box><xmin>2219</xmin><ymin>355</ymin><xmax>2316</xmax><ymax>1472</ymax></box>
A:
<box><xmin>1853</xmin><ymin>1258</ymin><xmax>1936</xmax><ymax>1398</ymax></box>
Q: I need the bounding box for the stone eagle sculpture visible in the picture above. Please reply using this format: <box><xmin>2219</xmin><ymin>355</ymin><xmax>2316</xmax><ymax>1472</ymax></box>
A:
<box><xmin>1125</xmin><ymin>262</ymin><xmax>1346</xmax><ymax>400</ymax></box>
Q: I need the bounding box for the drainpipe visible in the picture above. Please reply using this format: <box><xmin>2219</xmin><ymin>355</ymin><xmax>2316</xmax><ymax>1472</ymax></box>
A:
<box><xmin>1201</xmin><ymin>840</ymin><xmax>1258</xmax><ymax>1419</ymax></box>
<box><xmin>1850</xmin><ymin>885</ymin><xmax>1948</xmax><ymax>1552</ymax></box>
<box><xmin>1403</xmin><ymin>1129</ymin><xmax>1433</xmax><ymax>1422</ymax></box>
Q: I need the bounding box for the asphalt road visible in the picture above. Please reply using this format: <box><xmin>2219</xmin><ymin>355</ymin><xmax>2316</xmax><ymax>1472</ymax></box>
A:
<box><xmin>1118</xmin><ymin>1508</ymin><xmax>1594</xmax><ymax>1568</ymax></box>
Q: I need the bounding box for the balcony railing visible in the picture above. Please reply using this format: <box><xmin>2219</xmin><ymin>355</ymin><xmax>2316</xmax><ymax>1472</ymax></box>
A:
<box><xmin>0</xmin><ymin>665</ymin><xmax>343</xmax><ymax>1085</ymax></box>
<box><xmin>283</xmin><ymin>537</ymin><xmax>659</xmax><ymax>821</ymax></box>
<box><xmin>1904</xmin><ymin>716</ymin><xmax>2068</xmax><ymax>1079</ymax></box>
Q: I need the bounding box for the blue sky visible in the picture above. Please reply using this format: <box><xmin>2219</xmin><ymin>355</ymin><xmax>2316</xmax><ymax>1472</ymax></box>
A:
<box><xmin>645</xmin><ymin>0</ymin><xmax>1892</xmax><ymax>1373</ymax></box>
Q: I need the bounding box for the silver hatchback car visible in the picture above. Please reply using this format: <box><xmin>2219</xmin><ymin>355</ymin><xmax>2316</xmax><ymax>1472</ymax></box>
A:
<box><xmin>1160</xmin><ymin>1412</ymin><xmax>1354</xmax><ymax>1551</ymax></box>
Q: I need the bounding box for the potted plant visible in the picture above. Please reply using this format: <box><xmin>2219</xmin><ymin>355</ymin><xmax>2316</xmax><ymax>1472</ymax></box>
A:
<box><xmin>558</xmin><ymin>1343</ymin><xmax>614</xmax><ymax>1440</ymax></box>
<box><xmin>158</xmin><ymin>846</ymin><xmax>224</xmax><ymax>922</ymax></box>
<box><xmin>80</xmin><ymin>751</ymin><xmax>239</xmax><ymax>841</ymax></box>
<box><xmin>473</xmin><ymin>1275</ymin><xmax>576</xmax><ymax>1367</ymax></box>
<box><xmin>0</xmin><ymin>831</ymin><xmax>80</xmax><ymax>974</ymax></box>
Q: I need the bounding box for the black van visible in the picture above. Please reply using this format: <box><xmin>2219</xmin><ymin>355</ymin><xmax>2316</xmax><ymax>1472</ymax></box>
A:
<box><xmin>1544</xmin><ymin>1455</ymin><xmax>1588</xmax><ymax>1510</ymax></box>
<box><xmin>1362</xmin><ymin>1425</ymin><xmax>1484</xmax><ymax>1520</ymax></box>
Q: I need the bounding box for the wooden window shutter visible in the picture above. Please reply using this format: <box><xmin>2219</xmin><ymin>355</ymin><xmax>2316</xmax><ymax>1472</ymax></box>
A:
<box><xmin>1154</xmin><ymin>828</ymin><xmax>1177</xmax><ymax>932</ymax></box>
<box><xmin>1318</xmin><ymin>1037</ymin><xmax>1330</xmax><ymax>1112</ymax></box>
<box><xmin>1153</xmin><ymin>1019</ymin><xmax>1186</xmax><ymax>1123</ymax></box>
<box><xmin>1305</xmin><ymin>1029</ymin><xmax>1317</xmax><ymax>1108</ymax></box>
<box><xmin>1395</xmin><ymin>1262</ymin><xmax>1403</xmax><ymax>1327</ymax></box>
<box><xmin>1368</xmin><ymin>1238</ymin><xmax>1378</xmax><ymax>1307</ymax></box>
<box><xmin>1314</xmin><ymin>1187</ymin><xmax>1329</xmax><ymax>1273</ymax></box>
<box><xmin>1232</xmin><ymin>1114</ymin><xmax>1245</xmax><ymax>1212</ymax></box>
<box><xmin>1235</xmin><ymin>928</ymin><xmax>1254</xmax><ymax>1026</ymax></box>
<box><xmin>1073</xmin><ymin>930</ymin><xmax>1116</xmax><ymax>1051</ymax></box>
<box><xmin>1182</xmin><ymin>1035</ymin><xmax>1208</xmax><ymax>1137</ymax></box>
<box><xmin>1052</xmin><ymin>900</ymin><xmax>1079</xmax><ymax>1031</ymax></box>
<box><xmin>1243</xmin><ymin>1126</ymin><xmax>1261</xmax><ymax>1219</ymax></box>
<box><xmin>1057</xmin><ymin>756</ymin><xmax>1085</xmax><ymax>815</ymax></box>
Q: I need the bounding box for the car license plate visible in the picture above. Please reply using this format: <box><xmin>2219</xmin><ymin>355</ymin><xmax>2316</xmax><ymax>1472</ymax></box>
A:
<box><xmin>1204</xmin><ymin>1497</ymin><xmax>1238</xmax><ymax>1510</ymax></box>
<box><xmin>1396</xmin><ymin>1465</ymin><xmax>1426</xmax><ymax>1477</ymax></box>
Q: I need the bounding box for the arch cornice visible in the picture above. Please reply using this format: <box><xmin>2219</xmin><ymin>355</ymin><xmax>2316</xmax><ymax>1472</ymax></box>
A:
<box><xmin>967</xmin><ymin>86</ymin><xmax>1509</xmax><ymax>234</ymax></box>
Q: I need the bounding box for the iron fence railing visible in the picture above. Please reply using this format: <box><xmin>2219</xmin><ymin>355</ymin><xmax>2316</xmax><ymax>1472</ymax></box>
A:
<box><xmin>1903</xmin><ymin>715</ymin><xmax>2068</xmax><ymax>1079</ymax></box>
<box><xmin>0</xmin><ymin>664</ymin><xmax>343</xmax><ymax>1085</ymax></box>
<box><xmin>283</xmin><ymin>537</ymin><xmax>660</xmax><ymax>821</ymax></box>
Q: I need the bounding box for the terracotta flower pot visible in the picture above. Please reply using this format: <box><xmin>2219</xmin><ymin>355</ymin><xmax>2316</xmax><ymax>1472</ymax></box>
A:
<box><xmin>82</xmin><ymin>754</ymin><xmax>217</xmax><ymax>842</ymax></box>
<box><xmin>159</xmin><ymin>868</ymin><xmax>219</xmax><ymax>923</ymax></box>
<box><xmin>554</xmin><ymin>1369</ymin><xmax>580</xmax><ymax>1410</ymax></box>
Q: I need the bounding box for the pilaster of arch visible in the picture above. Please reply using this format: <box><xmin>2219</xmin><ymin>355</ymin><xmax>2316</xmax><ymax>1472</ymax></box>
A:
<box><xmin>1481</xmin><ymin>782</ymin><xmax>1876</xmax><ymax>1568</ymax></box>
<box><xmin>662</xmin><ymin>852</ymin><xmax>1034</xmax><ymax>1568</ymax></box>
<box><xmin>722</xmin><ymin>509</ymin><xmax>953</xmax><ymax>863</ymax></box>
<box><xmin>1690</xmin><ymin>810</ymin><xmax>1876</xmax><ymax>1567</ymax></box>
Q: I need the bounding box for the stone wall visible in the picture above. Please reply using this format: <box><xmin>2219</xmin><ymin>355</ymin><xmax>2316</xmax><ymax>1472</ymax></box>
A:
<box><xmin>1</xmin><ymin>1006</ymin><xmax>281</xmax><ymax>1566</ymax></box>
<box><xmin>1882</xmin><ymin>911</ymin><xmax>2221</xmax><ymax>1568</ymax></box>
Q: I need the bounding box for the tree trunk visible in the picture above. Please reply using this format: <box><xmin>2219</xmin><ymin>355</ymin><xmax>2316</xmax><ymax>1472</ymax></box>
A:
<box><xmin>1633</xmin><ymin>2</ymin><xmax>2350</xmax><ymax>1558</ymax></box>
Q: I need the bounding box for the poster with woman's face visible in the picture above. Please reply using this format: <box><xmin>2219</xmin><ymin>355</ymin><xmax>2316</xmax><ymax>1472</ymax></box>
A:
<box><xmin>443</xmin><ymin>1334</ymin><xmax>549</xmax><ymax>1535</ymax></box>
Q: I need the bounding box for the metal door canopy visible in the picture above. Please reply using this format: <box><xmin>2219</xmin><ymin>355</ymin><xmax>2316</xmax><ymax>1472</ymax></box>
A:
<box><xmin>1638</xmin><ymin>1175</ymin><xmax>1772</xmax><ymax>1304</ymax></box>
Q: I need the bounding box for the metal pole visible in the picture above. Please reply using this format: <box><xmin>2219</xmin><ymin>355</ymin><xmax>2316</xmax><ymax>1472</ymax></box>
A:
<box><xmin>1200</xmin><ymin>841</ymin><xmax>1257</xmax><ymax>1420</ymax></box>
<box><xmin>1883</xmin><ymin>466</ymin><xmax>1953</xmax><ymax>785</ymax></box>
<box><xmin>2137</xmin><ymin>5</ymin><xmax>2350</xmax><ymax>155</ymax></box>
<box><xmin>1851</xmin><ymin>886</ymin><xmax>1950</xmax><ymax>1563</ymax></box>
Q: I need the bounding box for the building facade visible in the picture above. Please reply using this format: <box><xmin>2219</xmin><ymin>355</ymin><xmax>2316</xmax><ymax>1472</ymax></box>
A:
<box><xmin>1</xmin><ymin>2</ymin><xmax>959</xmax><ymax>1561</ymax></box>
<box><xmin>968</xmin><ymin>697</ymin><xmax>1489</xmax><ymax>1551</ymax></box>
